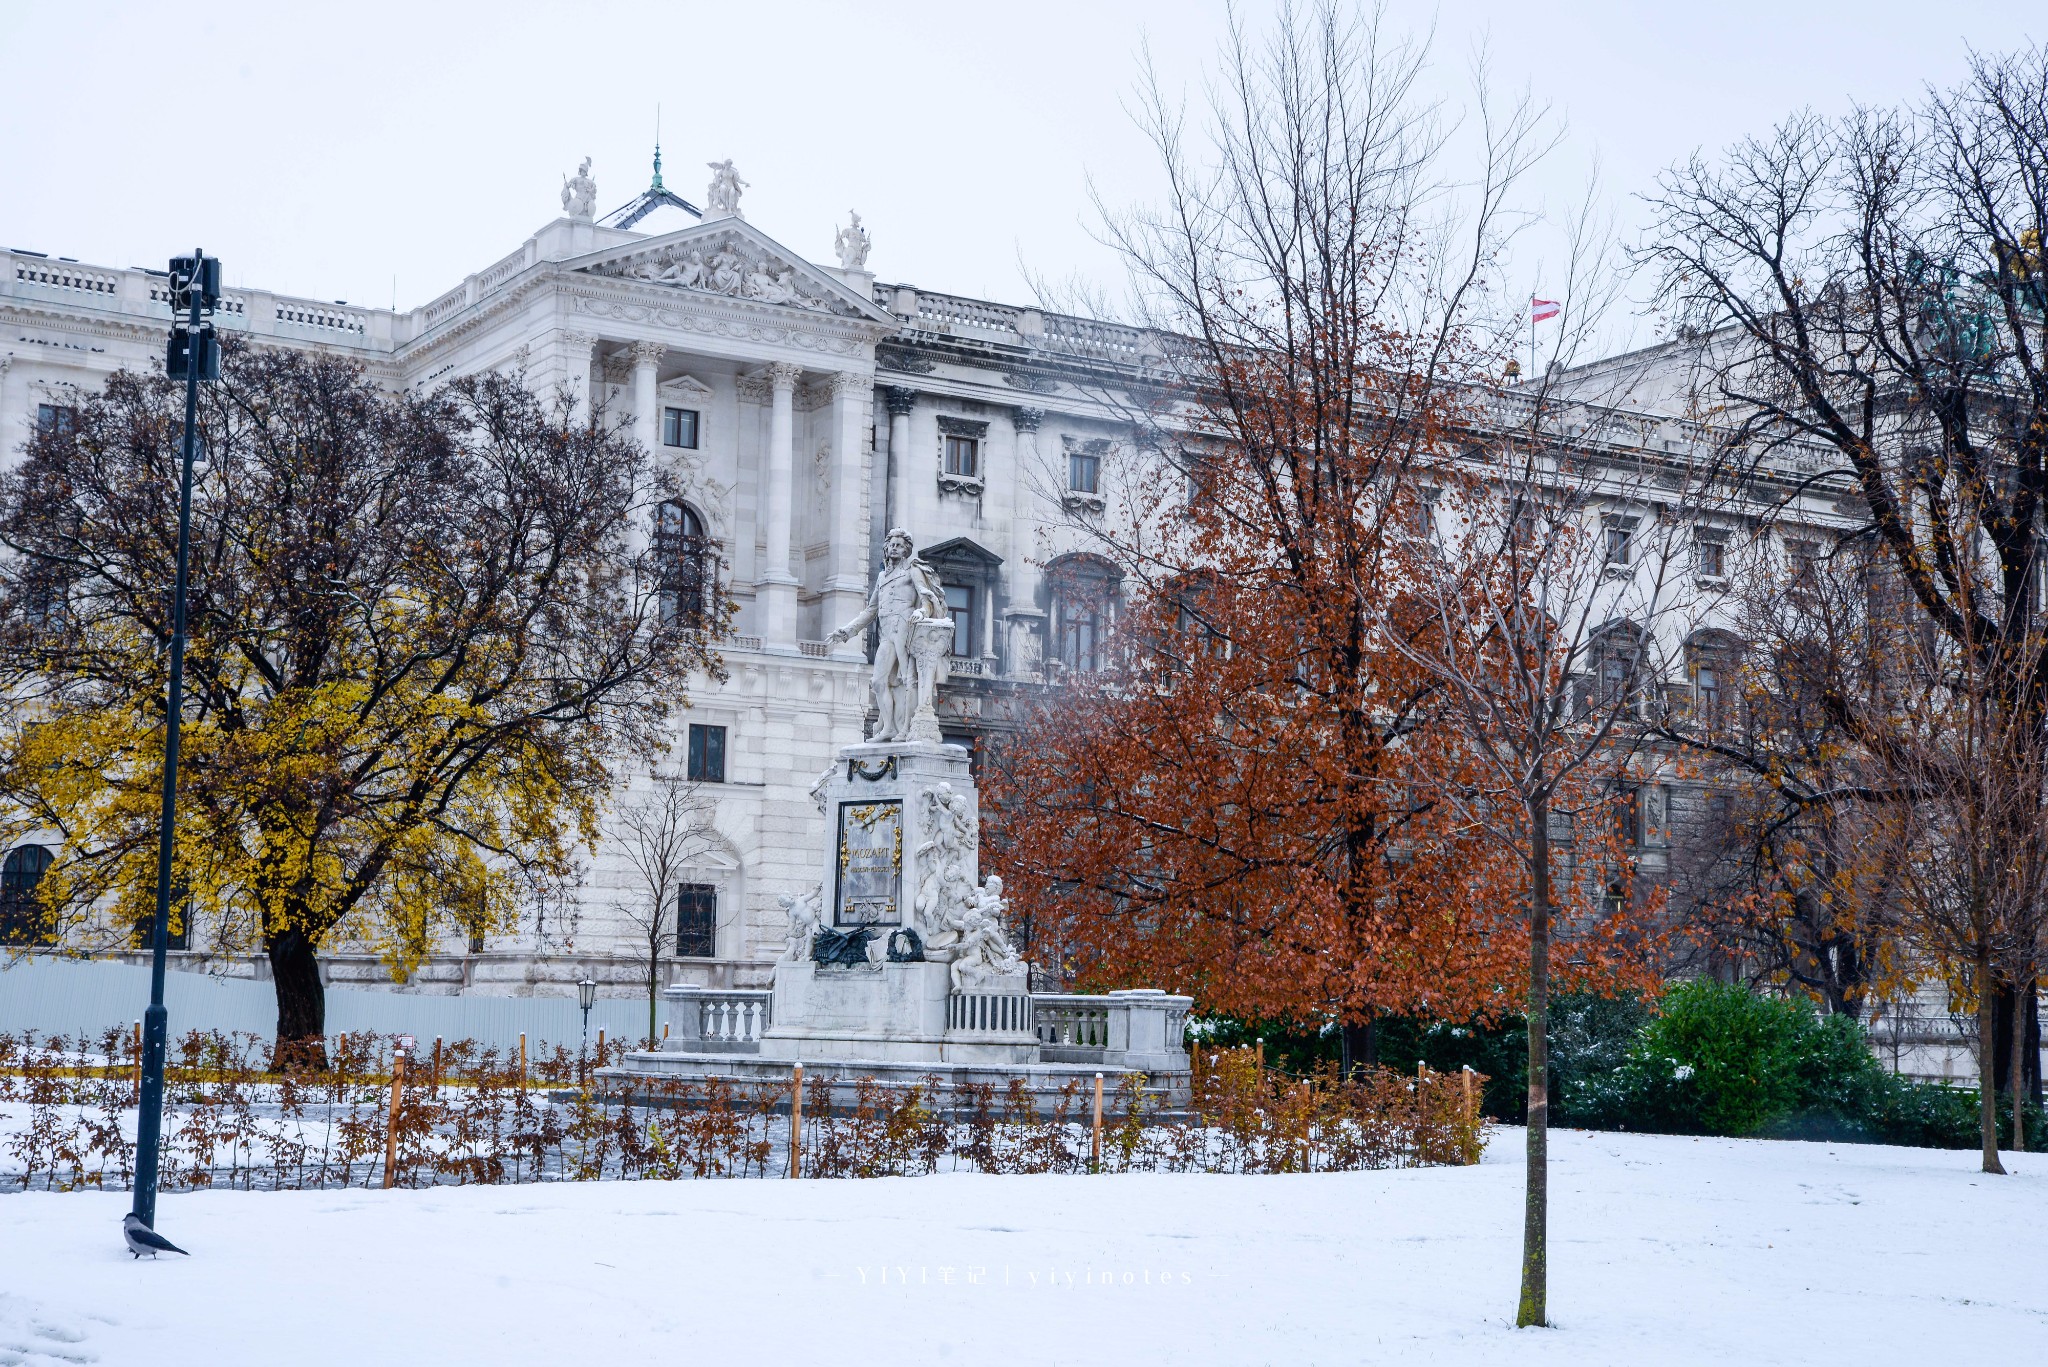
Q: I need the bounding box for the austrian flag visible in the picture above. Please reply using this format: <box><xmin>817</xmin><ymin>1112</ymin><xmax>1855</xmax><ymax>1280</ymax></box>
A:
<box><xmin>1530</xmin><ymin>297</ymin><xmax>1561</xmax><ymax>323</ymax></box>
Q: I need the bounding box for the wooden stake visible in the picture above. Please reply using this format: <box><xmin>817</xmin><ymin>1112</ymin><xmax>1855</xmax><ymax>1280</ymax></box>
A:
<box><xmin>1091</xmin><ymin>1072</ymin><xmax>1104</xmax><ymax>1173</ymax></box>
<box><xmin>596</xmin><ymin>1028</ymin><xmax>605</xmax><ymax>1067</ymax></box>
<box><xmin>1299</xmin><ymin>1078</ymin><xmax>1313</xmax><ymax>1171</ymax></box>
<box><xmin>382</xmin><ymin>1048</ymin><xmax>408</xmax><ymax>1190</ymax></box>
<box><xmin>1255</xmin><ymin>1037</ymin><xmax>1264</xmax><ymax>1071</ymax></box>
<box><xmin>662</xmin><ymin>1022</ymin><xmax>670</xmax><ymax>1043</ymax></box>
<box><xmin>518</xmin><ymin>1032</ymin><xmax>527</xmax><ymax>1086</ymax></box>
<box><xmin>788</xmin><ymin>1063</ymin><xmax>805</xmax><ymax>1179</ymax></box>
<box><xmin>432</xmin><ymin>1037</ymin><xmax>443</xmax><ymax>1091</ymax></box>
<box><xmin>1462</xmin><ymin>1065</ymin><xmax>1477</xmax><ymax>1122</ymax></box>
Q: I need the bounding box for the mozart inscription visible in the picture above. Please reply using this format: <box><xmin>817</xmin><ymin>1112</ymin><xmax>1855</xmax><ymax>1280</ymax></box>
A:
<box><xmin>835</xmin><ymin>800</ymin><xmax>902</xmax><ymax>926</ymax></box>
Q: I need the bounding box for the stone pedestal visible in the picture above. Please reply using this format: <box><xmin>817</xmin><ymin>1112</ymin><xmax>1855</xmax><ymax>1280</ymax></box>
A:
<box><xmin>811</xmin><ymin>739</ymin><xmax>972</xmax><ymax>943</ymax></box>
<box><xmin>758</xmin><ymin>959</ymin><xmax>1034</xmax><ymax>1065</ymax></box>
<box><xmin>754</xmin><ymin>736</ymin><xmax>1035</xmax><ymax>1066</ymax></box>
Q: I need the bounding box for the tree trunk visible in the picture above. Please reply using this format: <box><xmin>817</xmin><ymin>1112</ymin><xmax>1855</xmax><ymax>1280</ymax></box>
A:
<box><xmin>2011</xmin><ymin>980</ymin><xmax>2029</xmax><ymax>1155</ymax></box>
<box><xmin>1518</xmin><ymin>794</ymin><xmax>1551</xmax><ymax>1329</ymax></box>
<box><xmin>267</xmin><ymin>928</ymin><xmax>329</xmax><ymax>1072</ymax></box>
<box><xmin>649</xmin><ymin>950</ymin><xmax>660</xmax><ymax>1051</ymax></box>
<box><xmin>2030</xmin><ymin>979</ymin><xmax>2043</xmax><ymax>1110</ymax></box>
<box><xmin>1976</xmin><ymin>953</ymin><xmax>2007</xmax><ymax>1174</ymax></box>
<box><xmin>1991</xmin><ymin>979</ymin><xmax>2043</xmax><ymax>1108</ymax></box>
<box><xmin>1339</xmin><ymin>1019</ymin><xmax>1378</xmax><ymax>1079</ymax></box>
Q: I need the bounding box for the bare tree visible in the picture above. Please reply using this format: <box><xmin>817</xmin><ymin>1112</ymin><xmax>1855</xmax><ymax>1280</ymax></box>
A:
<box><xmin>1019</xmin><ymin>1</ymin><xmax>1693</xmax><ymax>1329</ymax></box>
<box><xmin>1397</xmin><ymin>360</ymin><xmax>1705</xmax><ymax>1323</ymax></box>
<box><xmin>1868</xmin><ymin>601</ymin><xmax>2048</xmax><ymax>1169</ymax></box>
<box><xmin>1640</xmin><ymin>45</ymin><xmax>2048</xmax><ymax>1137</ymax></box>
<box><xmin>611</xmin><ymin>775</ymin><xmax>723</xmax><ymax>1047</ymax></box>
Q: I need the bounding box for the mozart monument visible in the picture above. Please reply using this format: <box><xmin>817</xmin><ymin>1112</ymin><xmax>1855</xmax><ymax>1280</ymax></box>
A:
<box><xmin>619</xmin><ymin>527</ymin><xmax>1190</xmax><ymax>1099</ymax></box>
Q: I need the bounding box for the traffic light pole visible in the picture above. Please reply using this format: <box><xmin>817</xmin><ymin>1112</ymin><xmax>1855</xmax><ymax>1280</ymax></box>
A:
<box><xmin>130</xmin><ymin>250</ymin><xmax>216</xmax><ymax>1234</ymax></box>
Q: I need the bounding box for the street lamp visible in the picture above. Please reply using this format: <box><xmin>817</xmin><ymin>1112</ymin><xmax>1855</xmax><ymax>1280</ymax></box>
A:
<box><xmin>577</xmin><ymin>978</ymin><xmax>597</xmax><ymax>1082</ymax></box>
<box><xmin>130</xmin><ymin>250</ymin><xmax>222</xmax><ymax>1246</ymax></box>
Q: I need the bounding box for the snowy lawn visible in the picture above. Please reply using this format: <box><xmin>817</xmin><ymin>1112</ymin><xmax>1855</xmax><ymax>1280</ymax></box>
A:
<box><xmin>0</xmin><ymin>1128</ymin><xmax>2040</xmax><ymax>1366</ymax></box>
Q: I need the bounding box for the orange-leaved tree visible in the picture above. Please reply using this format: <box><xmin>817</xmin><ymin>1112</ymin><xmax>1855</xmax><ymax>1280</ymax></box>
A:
<box><xmin>986</xmin><ymin>4</ymin><xmax>1560</xmax><ymax>1059</ymax></box>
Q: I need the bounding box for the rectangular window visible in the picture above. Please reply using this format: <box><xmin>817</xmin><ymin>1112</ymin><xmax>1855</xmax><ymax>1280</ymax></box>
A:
<box><xmin>1695</xmin><ymin>664</ymin><xmax>1720</xmax><ymax>722</ymax></box>
<box><xmin>1069</xmin><ymin>448</ymin><xmax>1100</xmax><ymax>495</ymax></box>
<box><xmin>1600</xmin><ymin>655</ymin><xmax>1633</xmax><ymax>706</ymax></box>
<box><xmin>675</xmin><ymin>884</ymin><xmax>717</xmax><ymax>958</ymax></box>
<box><xmin>1616</xmin><ymin>787</ymin><xmax>1641</xmax><ymax>847</ymax></box>
<box><xmin>1696</xmin><ymin>537</ymin><xmax>1726</xmax><ymax>579</ymax></box>
<box><xmin>1786</xmin><ymin>538</ymin><xmax>1819</xmax><ymax>580</ymax></box>
<box><xmin>686</xmin><ymin>723</ymin><xmax>726</xmax><ymax>783</ymax></box>
<box><xmin>1061</xmin><ymin>609</ymin><xmax>1100</xmax><ymax>673</ymax></box>
<box><xmin>944</xmin><ymin>434</ymin><xmax>980</xmax><ymax>478</ymax></box>
<box><xmin>35</xmin><ymin>404</ymin><xmax>76</xmax><ymax>437</ymax></box>
<box><xmin>1414</xmin><ymin>488</ymin><xmax>1440</xmax><ymax>540</ymax></box>
<box><xmin>943</xmin><ymin>584</ymin><xmax>975</xmax><ymax>657</ymax></box>
<box><xmin>133</xmin><ymin>908</ymin><xmax>190</xmax><ymax>952</ymax></box>
<box><xmin>1604</xmin><ymin>520</ymin><xmax>1634</xmax><ymax>566</ymax></box>
<box><xmin>662</xmin><ymin>407</ymin><xmax>699</xmax><ymax>449</ymax></box>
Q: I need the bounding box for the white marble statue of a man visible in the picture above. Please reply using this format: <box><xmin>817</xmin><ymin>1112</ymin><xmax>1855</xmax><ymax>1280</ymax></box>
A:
<box><xmin>828</xmin><ymin>528</ymin><xmax>947</xmax><ymax>743</ymax></box>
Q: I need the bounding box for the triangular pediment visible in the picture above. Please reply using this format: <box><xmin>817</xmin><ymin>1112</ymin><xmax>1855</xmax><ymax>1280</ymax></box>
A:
<box><xmin>565</xmin><ymin>219</ymin><xmax>890</xmax><ymax>323</ymax></box>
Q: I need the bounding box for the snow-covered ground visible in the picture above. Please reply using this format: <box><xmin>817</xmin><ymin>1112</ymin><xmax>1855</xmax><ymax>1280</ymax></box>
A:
<box><xmin>0</xmin><ymin>1128</ymin><xmax>2039</xmax><ymax>1366</ymax></box>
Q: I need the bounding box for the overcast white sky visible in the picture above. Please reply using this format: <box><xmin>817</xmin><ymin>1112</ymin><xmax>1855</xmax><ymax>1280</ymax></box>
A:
<box><xmin>0</xmin><ymin>1</ymin><xmax>2037</xmax><ymax>333</ymax></box>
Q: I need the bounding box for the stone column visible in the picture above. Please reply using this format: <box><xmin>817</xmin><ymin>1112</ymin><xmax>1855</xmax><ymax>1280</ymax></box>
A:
<box><xmin>825</xmin><ymin>372</ymin><xmax>871</xmax><ymax>653</ymax></box>
<box><xmin>558</xmin><ymin>330</ymin><xmax>597</xmax><ymax>420</ymax></box>
<box><xmin>882</xmin><ymin>386</ymin><xmax>916</xmax><ymax>544</ymax></box>
<box><xmin>1009</xmin><ymin>404</ymin><xmax>1043</xmax><ymax>603</ymax></box>
<box><xmin>627</xmin><ymin>342</ymin><xmax>666</xmax><ymax>558</ymax></box>
<box><xmin>632</xmin><ymin>341</ymin><xmax>666</xmax><ymax>453</ymax></box>
<box><xmin>758</xmin><ymin>361</ymin><xmax>803</xmax><ymax>648</ymax></box>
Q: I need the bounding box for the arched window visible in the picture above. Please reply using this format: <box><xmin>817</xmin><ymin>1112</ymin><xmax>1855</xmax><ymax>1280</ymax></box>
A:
<box><xmin>1045</xmin><ymin>554</ymin><xmax>1123</xmax><ymax>674</ymax></box>
<box><xmin>654</xmin><ymin>500</ymin><xmax>712</xmax><ymax>628</ymax></box>
<box><xmin>0</xmin><ymin>844</ymin><xmax>54</xmax><ymax>946</ymax></box>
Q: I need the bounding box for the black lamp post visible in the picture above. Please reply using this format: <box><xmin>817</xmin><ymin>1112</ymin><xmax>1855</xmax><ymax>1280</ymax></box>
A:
<box><xmin>129</xmin><ymin>250</ymin><xmax>220</xmax><ymax>1240</ymax></box>
<box><xmin>578</xmin><ymin>978</ymin><xmax>597</xmax><ymax>1081</ymax></box>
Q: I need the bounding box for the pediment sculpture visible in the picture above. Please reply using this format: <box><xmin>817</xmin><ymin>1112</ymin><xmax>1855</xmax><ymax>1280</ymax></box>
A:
<box><xmin>597</xmin><ymin>234</ymin><xmax>854</xmax><ymax>315</ymax></box>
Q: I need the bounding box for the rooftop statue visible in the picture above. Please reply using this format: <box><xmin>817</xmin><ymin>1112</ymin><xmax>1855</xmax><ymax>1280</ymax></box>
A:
<box><xmin>705</xmin><ymin>159</ymin><xmax>747</xmax><ymax>218</ymax></box>
<box><xmin>834</xmin><ymin>211</ymin><xmax>871</xmax><ymax>271</ymax></box>
<box><xmin>827</xmin><ymin>527</ymin><xmax>949</xmax><ymax>743</ymax></box>
<box><xmin>561</xmin><ymin>158</ymin><xmax>596</xmax><ymax>221</ymax></box>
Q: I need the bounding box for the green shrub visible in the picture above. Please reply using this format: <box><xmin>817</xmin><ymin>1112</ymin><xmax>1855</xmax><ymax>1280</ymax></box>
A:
<box><xmin>1641</xmin><ymin>980</ymin><xmax>1813</xmax><ymax>1134</ymax></box>
<box><xmin>1198</xmin><ymin>985</ymin><xmax>2046</xmax><ymax>1150</ymax></box>
<box><xmin>1558</xmin><ymin>979</ymin><xmax>2046</xmax><ymax>1149</ymax></box>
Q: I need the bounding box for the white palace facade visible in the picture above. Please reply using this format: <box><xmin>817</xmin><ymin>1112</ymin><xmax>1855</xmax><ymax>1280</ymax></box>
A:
<box><xmin>0</xmin><ymin>161</ymin><xmax>1180</xmax><ymax>999</ymax></box>
<box><xmin>5</xmin><ymin>156</ymin><xmax>1913</xmax><ymax>1035</ymax></box>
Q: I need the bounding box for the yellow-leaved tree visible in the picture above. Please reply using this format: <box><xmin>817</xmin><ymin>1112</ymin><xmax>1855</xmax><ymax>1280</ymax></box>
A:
<box><xmin>0</xmin><ymin>344</ymin><xmax>722</xmax><ymax>1065</ymax></box>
